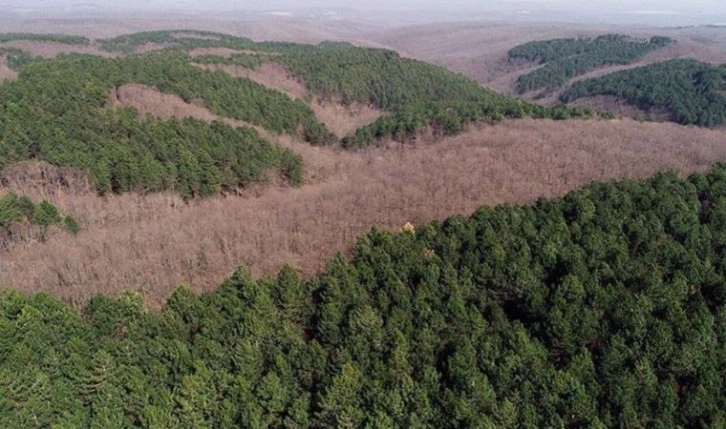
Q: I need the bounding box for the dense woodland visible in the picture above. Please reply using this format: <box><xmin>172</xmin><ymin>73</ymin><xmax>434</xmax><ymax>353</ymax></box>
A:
<box><xmin>561</xmin><ymin>59</ymin><xmax>726</xmax><ymax>127</ymax></box>
<box><xmin>1</xmin><ymin>32</ymin><xmax>724</xmax><ymax>427</ymax></box>
<box><xmin>0</xmin><ymin>167</ymin><xmax>725</xmax><ymax>427</ymax></box>
<box><xmin>509</xmin><ymin>35</ymin><xmax>673</xmax><ymax>94</ymax></box>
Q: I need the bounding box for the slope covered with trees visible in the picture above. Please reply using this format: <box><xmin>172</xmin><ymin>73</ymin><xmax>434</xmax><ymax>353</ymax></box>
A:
<box><xmin>0</xmin><ymin>51</ymin><xmax>313</xmax><ymax>197</ymax></box>
<box><xmin>192</xmin><ymin>40</ymin><xmax>592</xmax><ymax>147</ymax></box>
<box><xmin>510</xmin><ymin>35</ymin><xmax>674</xmax><ymax>94</ymax></box>
<box><xmin>1</xmin><ymin>166</ymin><xmax>725</xmax><ymax>427</ymax></box>
<box><xmin>561</xmin><ymin>59</ymin><xmax>726</xmax><ymax>126</ymax></box>
<box><xmin>276</xmin><ymin>44</ymin><xmax>589</xmax><ymax>147</ymax></box>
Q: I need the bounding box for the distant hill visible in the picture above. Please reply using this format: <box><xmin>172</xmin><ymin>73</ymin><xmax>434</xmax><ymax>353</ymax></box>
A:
<box><xmin>561</xmin><ymin>59</ymin><xmax>726</xmax><ymax>126</ymax></box>
<box><xmin>509</xmin><ymin>34</ymin><xmax>674</xmax><ymax>95</ymax></box>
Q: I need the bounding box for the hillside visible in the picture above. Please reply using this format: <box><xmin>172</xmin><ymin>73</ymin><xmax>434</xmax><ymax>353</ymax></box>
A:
<box><xmin>509</xmin><ymin>34</ymin><xmax>674</xmax><ymax>95</ymax></box>
<box><xmin>1</xmin><ymin>167</ymin><xmax>724</xmax><ymax>427</ymax></box>
<box><xmin>97</xmin><ymin>30</ymin><xmax>589</xmax><ymax>145</ymax></box>
<box><xmin>0</xmin><ymin>31</ymin><xmax>590</xmax><ymax>199</ymax></box>
<box><xmin>561</xmin><ymin>59</ymin><xmax>726</xmax><ymax>127</ymax></box>
<box><xmin>375</xmin><ymin>23</ymin><xmax>726</xmax><ymax>105</ymax></box>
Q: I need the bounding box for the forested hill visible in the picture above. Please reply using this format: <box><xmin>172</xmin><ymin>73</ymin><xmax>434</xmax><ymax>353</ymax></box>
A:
<box><xmin>1</xmin><ymin>166</ymin><xmax>725</xmax><ymax>427</ymax></box>
<box><xmin>99</xmin><ymin>30</ymin><xmax>591</xmax><ymax>147</ymax></box>
<box><xmin>509</xmin><ymin>34</ymin><xmax>674</xmax><ymax>94</ymax></box>
<box><xmin>0</xmin><ymin>31</ymin><xmax>590</xmax><ymax>197</ymax></box>
<box><xmin>561</xmin><ymin>59</ymin><xmax>726</xmax><ymax>127</ymax></box>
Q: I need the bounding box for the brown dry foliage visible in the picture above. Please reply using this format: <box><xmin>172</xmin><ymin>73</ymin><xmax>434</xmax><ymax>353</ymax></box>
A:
<box><xmin>111</xmin><ymin>84</ymin><xmax>240</xmax><ymax>124</ymax></box>
<box><xmin>308</xmin><ymin>99</ymin><xmax>384</xmax><ymax>138</ymax></box>
<box><xmin>2</xmin><ymin>115</ymin><xmax>726</xmax><ymax>307</ymax></box>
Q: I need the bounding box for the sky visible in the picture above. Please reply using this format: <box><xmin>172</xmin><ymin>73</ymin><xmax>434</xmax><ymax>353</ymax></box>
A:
<box><xmin>4</xmin><ymin>0</ymin><xmax>726</xmax><ymax>26</ymax></box>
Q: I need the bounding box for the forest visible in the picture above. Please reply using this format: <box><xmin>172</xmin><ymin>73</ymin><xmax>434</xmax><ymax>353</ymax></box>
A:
<box><xmin>509</xmin><ymin>35</ymin><xmax>674</xmax><ymax>94</ymax></box>
<box><xmin>0</xmin><ymin>166</ymin><xmax>724</xmax><ymax>427</ymax></box>
<box><xmin>561</xmin><ymin>59</ymin><xmax>726</xmax><ymax>126</ymax></box>
<box><xmin>0</xmin><ymin>32</ymin><xmax>591</xmax><ymax>197</ymax></box>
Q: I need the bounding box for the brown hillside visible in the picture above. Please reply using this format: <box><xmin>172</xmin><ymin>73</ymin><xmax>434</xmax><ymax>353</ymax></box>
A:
<box><xmin>2</xmin><ymin>117</ymin><xmax>726</xmax><ymax>306</ymax></box>
<box><xmin>1</xmin><ymin>40</ymin><xmax>116</xmax><ymax>58</ymax></box>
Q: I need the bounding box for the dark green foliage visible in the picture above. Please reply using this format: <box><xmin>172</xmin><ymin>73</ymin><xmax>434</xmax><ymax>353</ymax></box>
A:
<box><xmin>0</xmin><ymin>193</ymin><xmax>34</xmax><ymax>228</ymax></box>
<box><xmin>0</xmin><ymin>51</ymin><xmax>309</xmax><ymax>196</ymax></box>
<box><xmin>63</xmin><ymin>215</ymin><xmax>80</xmax><ymax>235</ymax></box>
<box><xmin>0</xmin><ymin>193</ymin><xmax>72</xmax><ymax>234</ymax></box>
<box><xmin>2</xmin><ymin>166</ymin><xmax>726</xmax><ymax>426</ymax></box>
<box><xmin>0</xmin><ymin>33</ymin><xmax>89</xmax><ymax>44</ymax></box>
<box><xmin>510</xmin><ymin>34</ymin><xmax>674</xmax><ymax>93</ymax></box>
<box><xmin>561</xmin><ymin>59</ymin><xmax>726</xmax><ymax>126</ymax></box>
<box><xmin>31</xmin><ymin>201</ymin><xmax>61</xmax><ymax>227</ymax></box>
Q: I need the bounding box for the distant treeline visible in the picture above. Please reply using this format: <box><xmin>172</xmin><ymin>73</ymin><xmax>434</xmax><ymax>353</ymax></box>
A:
<box><xmin>0</xmin><ymin>33</ymin><xmax>89</xmax><ymax>45</ymax></box>
<box><xmin>561</xmin><ymin>59</ymin><xmax>726</xmax><ymax>127</ymax></box>
<box><xmin>0</xmin><ymin>166</ymin><xmax>725</xmax><ymax>426</ymax></box>
<box><xmin>509</xmin><ymin>35</ymin><xmax>674</xmax><ymax>93</ymax></box>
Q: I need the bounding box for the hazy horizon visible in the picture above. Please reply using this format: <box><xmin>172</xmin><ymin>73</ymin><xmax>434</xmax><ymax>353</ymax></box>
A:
<box><xmin>4</xmin><ymin>0</ymin><xmax>726</xmax><ymax>27</ymax></box>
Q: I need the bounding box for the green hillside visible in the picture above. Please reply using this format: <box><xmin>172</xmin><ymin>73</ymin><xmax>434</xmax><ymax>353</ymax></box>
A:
<box><xmin>0</xmin><ymin>31</ymin><xmax>592</xmax><ymax>196</ymax></box>
<box><xmin>1</xmin><ymin>166</ymin><xmax>725</xmax><ymax>427</ymax></box>
<box><xmin>0</xmin><ymin>50</ymin><xmax>321</xmax><ymax>197</ymax></box>
<box><xmin>509</xmin><ymin>34</ymin><xmax>674</xmax><ymax>94</ymax></box>
<box><xmin>561</xmin><ymin>59</ymin><xmax>726</xmax><ymax>126</ymax></box>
